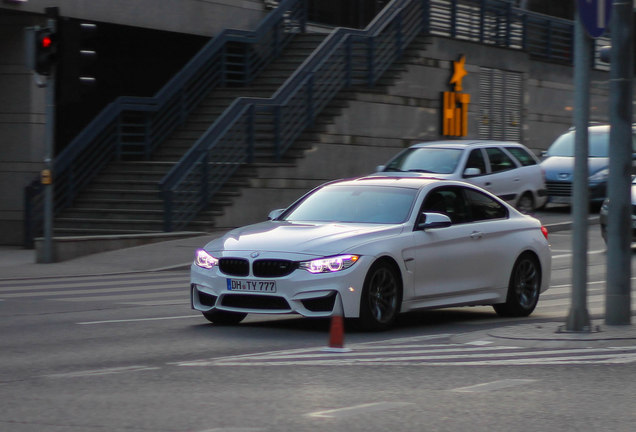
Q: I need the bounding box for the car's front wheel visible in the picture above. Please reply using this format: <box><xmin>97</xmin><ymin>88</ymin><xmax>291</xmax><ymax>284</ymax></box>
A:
<box><xmin>494</xmin><ymin>253</ymin><xmax>541</xmax><ymax>317</ymax></box>
<box><xmin>358</xmin><ymin>261</ymin><xmax>402</xmax><ymax>330</ymax></box>
<box><xmin>202</xmin><ymin>310</ymin><xmax>247</xmax><ymax>325</ymax></box>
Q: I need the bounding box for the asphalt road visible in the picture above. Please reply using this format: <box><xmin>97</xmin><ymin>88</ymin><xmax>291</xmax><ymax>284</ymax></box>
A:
<box><xmin>1</xmin><ymin>225</ymin><xmax>635</xmax><ymax>432</ymax></box>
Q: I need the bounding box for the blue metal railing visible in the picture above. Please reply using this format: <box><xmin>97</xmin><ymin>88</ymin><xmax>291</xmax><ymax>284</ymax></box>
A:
<box><xmin>25</xmin><ymin>0</ymin><xmax>611</xmax><ymax>244</ymax></box>
<box><xmin>23</xmin><ymin>0</ymin><xmax>307</xmax><ymax>247</ymax></box>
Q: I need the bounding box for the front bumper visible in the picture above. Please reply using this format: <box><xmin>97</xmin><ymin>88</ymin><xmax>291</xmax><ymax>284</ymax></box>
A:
<box><xmin>190</xmin><ymin>256</ymin><xmax>370</xmax><ymax>318</ymax></box>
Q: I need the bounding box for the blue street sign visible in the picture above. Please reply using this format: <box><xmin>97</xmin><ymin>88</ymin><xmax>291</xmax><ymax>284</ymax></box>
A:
<box><xmin>577</xmin><ymin>0</ymin><xmax>612</xmax><ymax>38</ymax></box>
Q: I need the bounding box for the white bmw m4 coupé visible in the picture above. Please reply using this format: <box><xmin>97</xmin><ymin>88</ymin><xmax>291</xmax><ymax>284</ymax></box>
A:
<box><xmin>190</xmin><ymin>176</ymin><xmax>551</xmax><ymax>330</ymax></box>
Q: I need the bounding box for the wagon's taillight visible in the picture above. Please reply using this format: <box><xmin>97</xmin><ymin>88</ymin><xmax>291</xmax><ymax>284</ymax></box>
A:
<box><xmin>541</xmin><ymin>226</ymin><xmax>549</xmax><ymax>240</ymax></box>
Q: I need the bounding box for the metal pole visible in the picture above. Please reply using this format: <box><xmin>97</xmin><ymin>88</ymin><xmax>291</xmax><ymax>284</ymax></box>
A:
<box><xmin>42</xmin><ymin>17</ymin><xmax>56</xmax><ymax>264</ymax></box>
<box><xmin>566</xmin><ymin>12</ymin><xmax>591</xmax><ymax>332</ymax></box>
<box><xmin>605</xmin><ymin>0</ymin><xmax>633</xmax><ymax>325</ymax></box>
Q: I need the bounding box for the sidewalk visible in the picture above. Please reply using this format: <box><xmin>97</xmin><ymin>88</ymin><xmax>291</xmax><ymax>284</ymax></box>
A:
<box><xmin>0</xmin><ymin>207</ymin><xmax>593</xmax><ymax>280</ymax></box>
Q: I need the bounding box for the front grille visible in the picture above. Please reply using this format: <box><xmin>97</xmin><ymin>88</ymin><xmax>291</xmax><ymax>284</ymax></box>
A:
<box><xmin>221</xmin><ymin>294</ymin><xmax>290</xmax><ymax>310</ymax></box>
<box><xmin>219</xmin><ymin>258</ymin><xmax>249</xmax><ymax>276</ymax></box>
<box><xmin>546</xmin><ymin>181</ymin><xmax>572</xmax><ymax>197</ymax></box>
<box><xmin>301</xmin><ymin>292</ymin><xmax>337</xmax><ymax>312</ymax></box>
<box><xmin>253</xmin><ymin>259</ymin><xmax>297</xmax><ymax>277</ymax></box>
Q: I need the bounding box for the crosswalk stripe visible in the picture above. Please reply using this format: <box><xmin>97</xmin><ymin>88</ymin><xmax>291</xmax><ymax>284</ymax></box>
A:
<box><xmin>51</xmin><ymin>290</ymin><xmax>186</xmax><ymax>302</ymax></box>
<box><xmin>0</xmin><ymin>283</ymin><xmax>185</xmax><ymax>298</ymax></box>
<box><xmin>0</xmin><ymin>275</ymin><xmax>187</xmax><ymax>293</ymax></box>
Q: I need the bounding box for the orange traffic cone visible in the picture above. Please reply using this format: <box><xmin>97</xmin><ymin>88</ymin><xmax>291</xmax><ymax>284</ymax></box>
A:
<box><xmin>322</xmin><ymin>292</ymin><xmax>352</xmax><ymax>353</ymax></box>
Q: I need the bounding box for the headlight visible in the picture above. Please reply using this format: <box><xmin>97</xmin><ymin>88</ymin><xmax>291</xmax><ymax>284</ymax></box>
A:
<box><xmin>299</xmin><ymin>255</ymin><xmax>360</xmax><ymax>273</ymax></box>
<box><xmin>194</xmin><ymin>249</ymin><xmax>218</xmax><ymax>269</ymax></box>
<box><xmin>589</xmin><ymin>168</ymin><xmax>609</xmax><ymax>182</ymax></box>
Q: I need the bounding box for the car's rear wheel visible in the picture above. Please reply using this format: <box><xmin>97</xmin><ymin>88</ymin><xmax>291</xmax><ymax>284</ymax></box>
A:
<box><xmin>516</xmin><ymin>192</ymin><xmax>534</xmax><ymax>214</ymax></box>
<box><xmin>358</xmin><ymin>261</ymin><xmax>401</xmax><ymax>330</ymax></box>
<box><xmin>494</xmin><ymin>253</ymin><xmax>541</xmax><ymax>317</ymax></box>
<box><xmin>202</xmin><ymin>310</ymin><xmax>247</xmax><ymax>325</ymax></box>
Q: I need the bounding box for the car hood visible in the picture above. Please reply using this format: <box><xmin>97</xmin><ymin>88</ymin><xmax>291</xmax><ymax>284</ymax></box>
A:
<box><xmin>541</xmin><ymin>156</ymin><xmax>608</xmax><ymax>181</ymax></box>
<box><xmin>203</xmin><ymin>221</ymin><xmax>404</xmax><ymax>256</ymax></box>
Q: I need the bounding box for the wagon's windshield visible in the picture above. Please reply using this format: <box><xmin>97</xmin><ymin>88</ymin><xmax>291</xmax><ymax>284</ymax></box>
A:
<box><xmin>383</xmin><ymin>147</ymin><xmax>463</xmax><ymax>174</ymax></box>
<box><xmin>282</xmin><ymin>185</ymin><xmax>417</xmax><ymax>224</ymax></box>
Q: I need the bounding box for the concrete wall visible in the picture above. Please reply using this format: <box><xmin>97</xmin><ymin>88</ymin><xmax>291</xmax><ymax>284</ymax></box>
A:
<box><xmin>0</xmin><ymin>11</ymin><xmax>46</xmax><ymax>246</ymax></box>
<box><xmin>0</xmin><ymin>0</ymin><xmax>266</xmax><ymax>36</ymax></box>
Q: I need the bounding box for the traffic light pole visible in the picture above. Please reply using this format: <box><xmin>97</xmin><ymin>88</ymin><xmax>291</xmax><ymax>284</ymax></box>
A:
<box><xmin>606</xmin><ymin>0</ymin><xmax>633</xmax><ymax>325</ymax></box>
<box><xmin>41</xmin><ymin>65</ymin><xmax>55</xmax><ymax>263</ymax></box>
<box><xmin>40</xmin><ymin>15</ymin><xmax>57</xmax><ymax>263</ymax></box>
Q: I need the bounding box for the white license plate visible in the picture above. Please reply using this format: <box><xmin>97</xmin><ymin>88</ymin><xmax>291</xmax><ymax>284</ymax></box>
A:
<box><xmin>226</xmin><ymin>279</ymin><xmax>276</xmax><ymax>293</ymax></box>
<box><xmin>550</xmin><ymin>196</ymin><xmax>571</xmax><ymax>204</ymax></box>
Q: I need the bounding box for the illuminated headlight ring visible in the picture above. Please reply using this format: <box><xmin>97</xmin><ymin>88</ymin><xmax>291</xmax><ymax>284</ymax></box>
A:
<box><xmin>194</xmin><ymin>249</ymin><xmax>219</xmax><ymax>269</ymax></box>
<box><xmin>299</xmin><ymin>255</ymin><xmax>360</xmax><ymax>274</ymax></box>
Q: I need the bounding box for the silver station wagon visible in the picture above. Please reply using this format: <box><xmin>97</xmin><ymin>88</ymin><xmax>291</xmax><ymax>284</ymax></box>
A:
<box><xmin>377</xmin><ymin>140</ymin><xmax>547</xmax><ymax>213</ymax></box>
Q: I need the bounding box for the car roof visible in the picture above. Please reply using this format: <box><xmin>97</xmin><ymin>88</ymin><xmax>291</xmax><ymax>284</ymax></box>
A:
<box><xmin>325</xmin><ymin>175</ymin><xmax>469</xmax><ymax>190</ymax></box>
<box><xmin>408</xmin><ymin>140</ymin><xmax>527</xmax><ymax>150</ymax></box>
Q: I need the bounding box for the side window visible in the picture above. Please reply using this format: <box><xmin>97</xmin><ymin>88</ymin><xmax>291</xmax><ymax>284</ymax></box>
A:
<box><xmin>485</xmin><ymin>147</ymin><xmax>516</xmax><ymax>173</ymax></box>
<box><xmin>505</xmin><ymin>146</ymin><xmax>537</xmax><ymax>167</ymax></box>
<box><xmin>464</xmin><ymin>188</ymin><xmax>508</xmax><ymax>221</ymax></box>
<box><xmin>464</xmin><ymin>149</ymin><xmax>487</xmax><ymax>177</ymax></box>
<box><xmin>422</xmin><ymin>187</ymin><xmax>469</xmax><ymax>224</ymax></box>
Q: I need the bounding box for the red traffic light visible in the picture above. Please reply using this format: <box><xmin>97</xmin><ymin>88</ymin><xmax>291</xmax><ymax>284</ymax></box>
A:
<box><xmin>41</xmin><ymin>36</ymin><xmax>52</xmax><ymax>48</ymax></box>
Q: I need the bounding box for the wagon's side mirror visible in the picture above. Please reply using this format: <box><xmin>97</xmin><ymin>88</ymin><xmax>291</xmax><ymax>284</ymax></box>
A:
<box><xmin>376</xmin><ymin>165</ymin><xmax>386</xmax><ymax>172</ymax></box>
<box><xmin>268</xmin><ymin>209</ymin><xmax>285</xmax><ymax>220</ymax></box>
<box><xmin>463</xmin><ymin>167</ymin><xmax>481</xmax><ymax>177</ymax></box>
<box><xmin>416</xmin><ymin>212</ymin><xmax>452</xmax><ymax>231</ymax></box>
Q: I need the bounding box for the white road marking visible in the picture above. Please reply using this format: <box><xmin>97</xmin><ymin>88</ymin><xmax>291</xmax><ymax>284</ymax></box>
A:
<box><xmin>0</xmin><ymin>283</ymin><xmax>183</xmax><ymax>298</ymax></box>
<box><xmin>552</xmin><ymin>249</ymin><xmax>606</xmax><ymax>259</ymax></box>
<box><xmin>121</xmin><ymin>299</ymin><xmax>189</xmax><ymax>306</ymax></box>
<box><xmin>452</xmin><ymin>379</ymin><xmax>537</xmax><ymax>393</ymax></box>
<box><xmin>54</xmin><ymin>291</ymin><xmax>183</xmax><ymax>302</ymax></box>
<box><xmin>307</xmin><ymin>402</ymin><xmax>414</xmax><ymax>418</ymax></box>
<box><xmin>78</xmin><ymin>315</ymin><xmax>200</xmax><ymax>325</ymax></box>
<box><xmin>0</xmin><ymin>274</ymin><xmax>186</xmax><ymax>292</ymax></box>
<box><xmin>42</xmin><ymin>365</ymin><xmax>160</xmax><ymax>378</ymax></box>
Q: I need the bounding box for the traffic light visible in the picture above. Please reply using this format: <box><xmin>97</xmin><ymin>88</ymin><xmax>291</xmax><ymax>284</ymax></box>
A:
<box><xmin>34</xmin><ymin>27</ymin><xmax>57</xmax><ymax>76</ymax></box>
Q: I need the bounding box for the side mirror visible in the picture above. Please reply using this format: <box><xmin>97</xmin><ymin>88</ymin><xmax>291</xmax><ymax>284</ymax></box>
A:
<box><xmin>417</xmin><ymin>212</ymin><xmax>452</xmax><ymax>231</ymax></box>
<box><xmin>463</xmin><ymin>167</ymin><xmax>481</xmax><ymax>177</ymax></box>
<box><xmin>268</xmin><ymin>209</ymin><xmax>285</xmax><ymax>220</ymax></box>
<box><xmin>376</xmin><ymin>165</ymin><xmax>386</xmax><ymax>172</ymax></box>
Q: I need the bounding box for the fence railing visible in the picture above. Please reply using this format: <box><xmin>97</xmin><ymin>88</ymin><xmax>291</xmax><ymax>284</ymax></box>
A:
<box><xmin>23</xmin><ymin>0</ymin><xmax>307</xmax><ymax>247</ymax></box>
<box><xmin>25</xmin><ymin>0</ymin><xmax>611</xmax><ymax>244</ymax></box>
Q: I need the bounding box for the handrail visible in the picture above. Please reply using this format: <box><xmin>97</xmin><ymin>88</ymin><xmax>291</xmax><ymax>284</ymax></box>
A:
<box><xmin>159</xmin><ymin>0</ymin><xmax>423</xmax><ymax>231</ymax></box>
<box><xmin>23</xmin><ymin>0</ymin><xmax>307</xmax><ymax>247</ymax></box>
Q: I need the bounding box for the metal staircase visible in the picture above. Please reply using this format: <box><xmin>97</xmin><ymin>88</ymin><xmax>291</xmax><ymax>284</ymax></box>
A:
<box><xmin>52</xmin><ymin>33</ymin><xmax>326</xmax><ymax>235</ymax></box>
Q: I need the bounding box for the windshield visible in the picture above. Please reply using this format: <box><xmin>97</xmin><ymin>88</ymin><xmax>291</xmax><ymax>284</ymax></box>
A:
<box><xmin>282</xmin><ymin>185</ymin><xmax>417</xmax><ymax>224</ymax></box>
<box><xmin>546</xmin><ymin>130</ymin><xmax>610</xmax><ymax>157</ymax></box>
<box><xmin>383</xmin><ymin>147</ymin><xmax>463</xmax><ymax>174</ymax></box>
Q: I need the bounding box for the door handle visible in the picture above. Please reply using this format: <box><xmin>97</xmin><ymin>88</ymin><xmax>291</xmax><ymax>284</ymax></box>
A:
<box><xmin>470</xmin><ymin>231</ymin><xmax>483</xmax><ymax>239</ymax></box>
<box><xmin>484</xmin><ymin>182</ymin><xmax>491</xmax><ymax>187</ymax></box>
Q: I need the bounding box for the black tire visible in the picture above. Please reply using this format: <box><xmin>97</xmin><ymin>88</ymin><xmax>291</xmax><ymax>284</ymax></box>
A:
<box><xmin>202</xmin><ymin>310</ymin><xmax>247</xmax><ymax>325</ymax></box>
<box><xmin>358</xmin><ymin>261</ymin><xmax>402</xmax><ymax>331</ymax></box>
<box><xmin>493</xmin><ymin>253</ymin><xmax>541</xmax><ymax>317</ymax></box>
<box><xmin>516</xmin><ymin>193</ymin><xmax>534</xmax><ymax>214</ymax></box>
